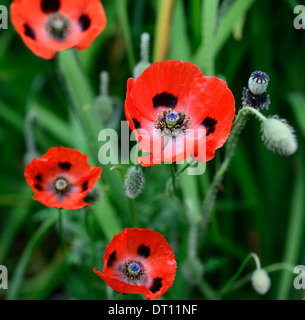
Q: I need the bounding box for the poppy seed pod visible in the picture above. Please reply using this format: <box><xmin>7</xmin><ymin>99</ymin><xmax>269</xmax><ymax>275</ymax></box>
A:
<box><xmin>248</xmin><ymin>71</ymin><xmax>270</xmax><ymax>95</ymax></box>
<box><xmin>261</xmin><ymin>116</ymin><xmax>298</xmax><ymax>156</ymax></box>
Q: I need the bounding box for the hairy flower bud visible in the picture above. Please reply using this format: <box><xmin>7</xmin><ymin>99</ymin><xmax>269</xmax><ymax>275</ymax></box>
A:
<box><xmin>261</xmin><ymin>116</ymin><xmax>298</xmax><ymax>156</ymax></box>
<box><xmin>251</xmin><ymin>269</ymin><xmax>271</xmax><ymax>295</ymax></box>
<box><xmin>124</xmin><ymin>166</ymin><xmax>145</xmax><ymax>199</ymax></box>
<box><xmin>133</xmin><ymin>33</ymin><xmax>151</xmax><ymax>78</ymax></box>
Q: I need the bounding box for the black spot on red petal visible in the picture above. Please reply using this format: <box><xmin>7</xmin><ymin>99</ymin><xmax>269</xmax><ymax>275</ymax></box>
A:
<box><xmin>24</xmin><ymin>24</ymin><xmax>36</xmax><ymax>40</ymax></box>
<box><xmin>35</xmin><ymin>174</ymin><xmax>42</xmax><ymax>182</ymax></box>
<box><xmin>41</xmin><ymin>0</ymin><xmax>60</xmax><ymax>14</ymax></box>
<box><xmin>137</xmin><ymin>244</ymin><xmax>150</xmax><ymax>258</ymax></box>
<box><xmin>79</xmin><ymin>15</ymin><xmax>91</xmax><ymax>31</ymax></box>
<box><xmin>202</xmin><ymin>117</ymin><xmax>218</xmax><ymax>136</ymax></box>
<box><xmin>58</xmin><ymin>162</ymin><xmax>72</xmax><ymax>170</ymax></box>
<box><xmin>153</xmin><ymin>92</ymin><xmax>178</xmax><ymax>109</ymax></box>
<box><xmin>149</xmin><ymin>278</ymin><xmax>162</xmax><ymax>293</ymax></box>
<box><xmin>107</xmin><ymin>251</ymin><xmax>116</xmax><ymax>267</ymax></box>
<box><xmin>82</xmin><ymin>181</ymin><xmax>88</xmax><ymax>192</ymax></box>
<box><xmin>132</xmin><ymin>119</ymin><xmax>141</xmax><ymax>130</ymax></box>
<box><xmin>35</xmin><ymin>184</ymin><xmax>42</xmax><ymax>191</ymax></box>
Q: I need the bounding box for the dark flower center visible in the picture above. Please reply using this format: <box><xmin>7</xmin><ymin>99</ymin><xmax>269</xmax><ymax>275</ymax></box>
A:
<box><xmin>122</xmin><ymin>259</ymin><xmax>145</xmax><ymax>281</ymax></box>
<box><xmin>53</xmin><ymin>176</ymin><xmax>70</xmax><ymax>195</ymax></box>
<box><xmin>154</xmin><ymin>108</ymin><xmax>192</xmax><ymax>136</ymax></box>
<box><xmin>45</xmin><ymin>13</ymin><xmax>71</xmax><ymax>42</ymax></box>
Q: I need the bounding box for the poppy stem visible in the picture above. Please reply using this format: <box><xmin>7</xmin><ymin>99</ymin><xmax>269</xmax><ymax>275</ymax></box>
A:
<box><xmin>215</xmin><ymin>253</ymin><xmax>261</xmax><ymax>298</ymax></box>
<box><xmin>202</xmin><ymin>105</ymin><xmax>255</xmax><ymax>228</ymax></box>
<box><xmin>129</xmin><ymin>198</ymin><xmax>139</xmax><ymax>228</ymax></box>
<box><xmin>57</xmin><ymin>209</ymin><xmax>66</xmax><ymax>259</ymax></box>
<box><xmin>170</xmin><ymin>164</ymin><xmax>178</xmax><ymax>195</ymax></box>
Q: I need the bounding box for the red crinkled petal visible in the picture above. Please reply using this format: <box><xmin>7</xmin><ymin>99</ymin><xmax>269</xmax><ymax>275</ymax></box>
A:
<box><xmin>10</xmin><ymin>0</ymin><xmax>106</xmax><ymax>59</ymax></box>
<box><xmin>24</xmin><ymin>146</ymin><xmax>102</xmax><ymax>209</ymax></box>
<box><xmin>124</xmin><ymin>60</ymin><xmax>235</xmax><ymax>165</ymax></box>
<box><xmin>94</xmin><ymin>228</ymin><xmax>177</xmax><ymax>300</ymax></box>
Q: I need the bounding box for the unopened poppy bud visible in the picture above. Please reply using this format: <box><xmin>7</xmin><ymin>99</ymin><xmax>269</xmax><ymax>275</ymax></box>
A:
<box><xmin>251</xmin><ymin>269</ymin><xmax>271</xmax><ymax>295</ymax></box>
<box><xmin>261</xmin><ymin>116</ymin><xmax>298</xmax><ymax>156</ymax></box>
<box><xmin>133</xmin><ymin>33</ymin><xmax>151</xmax><ymax>78</ymax></box>
<box><xmin>124</xmin><ymin>166</ymin><xmax>145</xmax><ymax>199</ymax></box>
<box><xmin>248</xmin><ymin>71</ymin><xmax>269</xmax><ymax>95</ymax></box>
<box><xmin>181</xmin><ymin>257</ymin><xmax>204</xmax><ymax>285</ymax></box>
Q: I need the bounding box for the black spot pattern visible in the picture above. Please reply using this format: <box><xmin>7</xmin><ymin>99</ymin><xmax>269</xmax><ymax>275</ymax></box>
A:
<box><xmin>149</xmin><ymin>278</ymin><xmax>162</xmax><ymax>293</ymax></box>
<box><xmin>132</xmin><ymin>118</ymin><xmax>141</xmax><ymax>130</ymax></box>
<box><xmin>137</xmin><ymin>244</ymin><xmax>150</xmax><ymax>258</ymax></box>
<box><xmin>41</xmin><ymin>0</ymin><xmax>60</xmax><ymax>14</ymax></box>
<box><xmin>107</xmin><ymin>251</ymin><xmax>116</xmax><ymax>267</ymax></box>
<box><xmin>24</xmin><ymin>24</ymin><xmax>36</xmax><ymax>40</ymax></box>
<box><xmin>35</xmin><ymin>184</ymin><xmax>42</xmax><ymax>191</ymax></box>
<box><xmin>58</xmin><ymin>162</ymin><xmax>72</xmax><ymax>170</ymax></box>
<box><xmin>79</xmin><ymin>15</ymin><xmax>91</xmax><ymax>31</ymax></box>
<box><xmin>202</xmin><ymin>117</ymin><xmax>218</xmax><ymax>136</ymax></box>
<box><xmin>35</xmin><ymin>174</ymin><xmax>42</xmax><ymax>182</ymax></box>
<box><xmin>82</xmin><ymin>181</ymin><xmax>88</xmax><ymax>192</ymax></box>
<box><xmin>153</xmin><ymin>92</ymin><xmax>178</xmax><ymax>109</ymax></box>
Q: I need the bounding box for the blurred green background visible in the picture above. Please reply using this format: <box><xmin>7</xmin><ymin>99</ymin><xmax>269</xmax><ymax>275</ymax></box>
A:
<box><xmin>0</xmin><ymin>0</ymin><xmax>304</xmax><ymax>300</ymax></box>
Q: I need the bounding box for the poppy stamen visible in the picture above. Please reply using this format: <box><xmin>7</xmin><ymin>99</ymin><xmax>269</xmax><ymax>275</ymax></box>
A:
<box><xmin>122</xmin><ymin>259</ymin><xmax>145</xmax><ymax>281</ymax></box>
<box><xmin>154</xmin><ymin>108</ymin><xmax>192</xmax><ymax>136</ymax></box>
<box><xmin>53</xmin><ymin>176</ymin><xmax>70</xmax><ymax>195</ymax></box>
<box><xmin>45</xmin><ymin>13</ymin><xmax>71</xmax><ymax>42</ymax></box>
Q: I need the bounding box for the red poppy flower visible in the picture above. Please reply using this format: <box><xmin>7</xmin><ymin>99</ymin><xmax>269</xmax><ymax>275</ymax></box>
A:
<box><xmin>24</xmin><ymin>146</ymin><xmax>102</xmax><ymax>209</ymax></box>
<box><xmin>94</xmin><ymin>228</ymin><xmax>177</xmax><ymax>300</ymax></box>
<box><xmin>124</xmin><ymin>60</ymin><xmax>235</xmax><ymax>166</ymax></box>
<box><xmin>10</xmin><ymin>0</ymin><xmax>107</xmax><ymax>59</ymax></box>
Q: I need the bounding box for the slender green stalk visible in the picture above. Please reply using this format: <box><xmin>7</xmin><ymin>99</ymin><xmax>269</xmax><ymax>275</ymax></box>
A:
<box><xmin>129</xmin><ymin>198</ymin><xmax>139</xmax><ymax>228</ymax></box>
<box><xmin>170</xmin><ymin>164</ymin><xmax>177</xmax><ymax>193</ymax></box>
<box><xmin>222</xmin><ymin>262</ymin><xmax>305</xmax><ymax>297</ymax></box>
<box><xmin>215</xmin><ymin>253</ymin><xmax>261</xmax><ymax>298</ymax></box>
<box><xmin>175</xmin><ymin>160</ymin><xmax>196</xmax><ymax>178</ymax></box>
<box><xmin>116</xmin><ymin>0</ymin><xmax>136</xmax><ymax>71</ymax></box>
<box><xmin>6</xmin><ymin>214</ymin><xmax>57</xmax><ymax>300</ymax></box>
<box><xmin>277</xmin><ymin>168</ymin><xmax>305</xmax><ymax>299</ymax></box>
<box><xmin>57</xmin><ymin>209</ymin><xmax>66</xmax><ymax>259</ymax></box>
<box><xmin>153</xmin><ymin>0</ymin><xmax>175</xmax><ymax>62</ymax></box>
<box><xmin>202</xmin><ymin>106</ymin><xmax>261</xmax><ymax>226</ymax></box>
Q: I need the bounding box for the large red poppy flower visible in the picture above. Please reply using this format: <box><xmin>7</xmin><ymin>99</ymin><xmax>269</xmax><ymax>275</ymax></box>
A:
<box><xmin>124</xmin><ymin>60</ymin><xmax>235</xmax><ymax>166</ymax></box>
<box><xmin>94</xmin><ymin>228</ymin><xmax>177</xmax><ymax>300</ymax></box>
<box><xmin>24</xmin><ymin>146</ymin><xmax>102</xmax><ymax>209</ymax></box>
<box><xmin>10</xmin><ymin>0</ymin><xmax>107</xmax><ymax>59</ymax></box>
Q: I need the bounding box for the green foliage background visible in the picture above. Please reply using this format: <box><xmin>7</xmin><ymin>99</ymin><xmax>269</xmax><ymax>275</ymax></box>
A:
<box><xmin>0</xmin><ymin>0</ymin><xmax>304</xmax><ymax>300</ymax></box>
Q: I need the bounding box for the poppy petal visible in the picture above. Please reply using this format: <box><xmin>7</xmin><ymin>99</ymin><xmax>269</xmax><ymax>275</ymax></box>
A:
<box><xmin>94</xmin><ymin>228</ymin><xmax>177</xmax><ymax>300</ymax></box>
<box><xmin>24</xmin><ymin>146</ymin><xmax>102</xmax><ymax>209</ymax></box>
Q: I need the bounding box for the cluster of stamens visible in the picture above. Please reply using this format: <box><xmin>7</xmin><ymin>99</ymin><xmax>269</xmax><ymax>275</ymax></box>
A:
<box><xmin>45</xmin><ymin>13</ymin><xmax>71</xmax><ymax>41</ymax></box>
<box><xmin>53</xmin><ymin>176</ymin><xmax>70</xmax><ymax>195</ymax></box>
<box><xmin>121</xmin><ymin>259</ymin><xmax>145</xmax><ymax>281</ymax></box>
<box><xmin>154</xmin><ymin>108</ymin><xmax>192</xmax><ymax>136</ymax></box>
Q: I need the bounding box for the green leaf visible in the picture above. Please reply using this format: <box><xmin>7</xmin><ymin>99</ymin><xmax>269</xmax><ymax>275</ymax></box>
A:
<box><xmin>169</xmin><ymin>0</ymin><xmax>191</xmax><ymax>61</ymax></box>
<box><xmin>215</xmin><ymin>0</ymin><xmax>255</xmax><ymax>55</ymax></box>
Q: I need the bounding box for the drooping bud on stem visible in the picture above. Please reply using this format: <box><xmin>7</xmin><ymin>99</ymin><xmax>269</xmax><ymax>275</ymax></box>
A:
<box><xmin>251</xmin><ymin>268</ymin><xmax>271</xmax><ymax>295</ymax></box>
<box><xmin>261</xmin><ymin>116</ymin><xmax>298</xmax><ymax>156</ymax></box>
